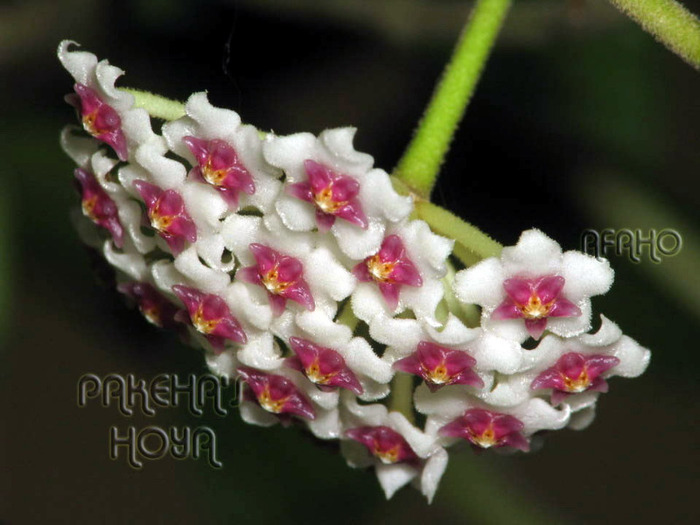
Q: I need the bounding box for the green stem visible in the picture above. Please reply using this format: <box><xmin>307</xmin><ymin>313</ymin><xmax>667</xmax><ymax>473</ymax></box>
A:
<box><xmin>393</xmin><ymin>0</ymin><xmax>511</xmax><ymax>198</ymax></box>
<box><xmin>122</xmin><ymin>88</ymin><xmax>186</xmax><ymax>120</ymax></box>
<box><xmin>608</xmin><ymin>0</ymin><xmax>700</xmax><ymax>69</ymax></box>
<box><xmin>389</xmin><ymin>373</ymin><xmax>415</xmax><ymax>424</ymax></box>
<box><xmin>414</xmin><ymin>200</ymin><xmax>502</xmax><ymax>266</ymax></box>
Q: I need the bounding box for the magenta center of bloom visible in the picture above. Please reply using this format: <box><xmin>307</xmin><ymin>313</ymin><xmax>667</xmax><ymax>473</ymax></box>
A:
<box><xmin>352</xmin><ymin>235</ymin><xmax>422</xmax><ymax>310</ymax></box>
<box><xmin>172</xmin><ymin>285</ymin><xmax>247</xmax><ymax>350</ymax></box>
<box><xmin>285</xmin><ymin>337</ymin><xmax>363</xmax><ymax>395</ymax></box>
<box><xmin>73</xmin><ymin>83</ymin><xmax>128</xmax><ymax>161</ymax></box>
<box><xmin>440</xmin><ymin>409</ymin><xmax>529</xmax><ymax>452</ymax></box>
<box><xmin>182</xmin><ymin>136</ymin><xmax>255</xmax><ymax>205</ymax></box>
<box><xmin>74</xmin><ymin>167</ymin><xmax>124</xmax><ymax>248</ymax></box>
<box><xmin>531</xmin><ymin>352</ymin><xmax>620</xmax><ymax>404</ymax></box>
<box><xmin>345</xmin><ymin>426</ymin><xmax>418</xmax><ymax>465</ymax></box>
<box><xmin>393</xmin><ymin>341</ymin><xmax>483</xmax><ymax>392</ymax></box>
<box><xmin>118</xmin><ymin>282</ymin><xmax>179</xmax><ymax>329</ymax></box>
<box><xmin>286</xmin><ymin>160</ymin><xmax>368</xmax><ymax>231</ymax></box>
<box><xmin>133</xmin><ymin>180</ymin><xmax>197</xmax><ymax>255</ymax></box>
<box><xmin>237</xmin><ymin>366</ymin><xmax>316</xmax><ymax>420</ymax></box>
<box><xmin>492</xmin><ymin>275</ymin><xmax>582</xmax><ymax>339</ymax></box>
<box><xmin>237</xmin><ymin>244</ymin><xmax>315</xmax><ymax>315</ymax></box>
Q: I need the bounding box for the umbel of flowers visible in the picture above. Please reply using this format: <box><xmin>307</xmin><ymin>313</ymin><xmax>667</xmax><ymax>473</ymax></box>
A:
<box><xmin>59</xmin><ymin>41</ymin><xmax>650</xmax><ymax>503</ymax></box>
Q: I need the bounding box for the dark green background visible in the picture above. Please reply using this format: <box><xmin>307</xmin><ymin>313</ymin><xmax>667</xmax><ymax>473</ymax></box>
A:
<box><xmin>2</xmin><ymin>0</ymin><xmax>698</xmax><ymax>523</ymax></box>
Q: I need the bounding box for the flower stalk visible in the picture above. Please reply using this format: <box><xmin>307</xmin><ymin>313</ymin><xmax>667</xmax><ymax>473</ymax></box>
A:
<box><xmin>122</xmin><ymin>88</ymin><xmax>186</xmax><ymax>120</ymax></box>
<box><xmin>392</xmin><ymin>0</ymin><xmax>512</xmax><ymax>199</ymax></box>
<box><xmin>608</xmin><ymin>0</ymin><xmax>700</xmax><ymax>69</ymax></box>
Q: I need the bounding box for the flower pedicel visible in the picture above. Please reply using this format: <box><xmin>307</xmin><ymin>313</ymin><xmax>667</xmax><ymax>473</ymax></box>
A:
<box><xmin>58</xmin><ymin>41</ymin><xmax>650</xmax><ymax>503</ymax></box>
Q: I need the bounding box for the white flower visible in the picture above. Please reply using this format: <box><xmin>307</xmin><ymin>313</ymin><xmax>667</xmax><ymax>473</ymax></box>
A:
<box><xmin>454</xmin><ymin>228</ymin><xmax>614</xmax><ymax>343</ymax></box>
<box><xmin>162</xmin><ymin>92</ymin><xmax>282</xmax><ymax>214</ymax></box>
<box><xmin>340</xmin><ymin>393</ymin><xmax>448</xmax><ymax>503</ymax></box>
<box><xmin>263</xmin><ymin>128</ymin><xmax>413</xmax><ymax>259</ymax></box>
<box><xmin>58</xmin><ymin>40</ymin><xmax>157</xmax><ymax>160</ymax></box>
<box><xmin>351</xmin><ymin>219</ymin><xmax>454</xmax><ymax>327</ymax></box>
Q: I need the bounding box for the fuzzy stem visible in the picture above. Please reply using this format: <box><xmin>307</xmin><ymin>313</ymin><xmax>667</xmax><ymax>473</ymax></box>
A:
<box><xmin>393</xmin><ymin>0</ymin><xmax>511</xmax><ymax>198</ymax></box>
<box><xmin>122</xmin><ymin>88</ymin><xmax>186</xmax><ymax>120</ymax></box>
<box><xmin>608</xmin><ymin>0</ymin><xmax>700</xmax><ymax>69</ymax></box>
<box><xmin>414</xmin><ymin>200</ymin><xmax>502</xmax><ymax>265</ymax></box>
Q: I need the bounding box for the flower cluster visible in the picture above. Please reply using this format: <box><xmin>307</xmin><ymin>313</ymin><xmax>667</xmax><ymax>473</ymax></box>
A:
<box><xmin>59</xmin><ymin>41</ymin><xmax>650</xmax><ymax>502</ymax></box>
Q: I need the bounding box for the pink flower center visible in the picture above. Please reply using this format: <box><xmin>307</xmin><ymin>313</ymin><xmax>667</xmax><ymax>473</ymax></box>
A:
<box><xmin>423</xmin><ymin>361</ymin><xmax>450</xmax><ymax>385</ymax></box>
<box><xmin>562</xmin><ymin>367</ymin><xmax>591</xmax><ymax>393</ymax></box>
<box><xmin>148</xmin><ymin>204</ymin><xmax>175</xmax><ymax>232</ymax></box>
<box><xmin>201</xmin><ymin>159</ymin><xmax>229</xmax><ymax>187</ymax></box>
<box><xmin>81</xmin><ymin>195</ymin><xmax>99</xmax><ymax>221</ymax></box>
<box><xmin>141</xmin><ymin>305</ymin><xmax>163</xmax><ymax>327</ymax></box>
<box><xmin>519</xmin><ymin>294</ymin><xmax>554</xmax><ymax>320</ymax></box>
<box><xmin>261</xmin><ymin>267</ymin><xmax>291</xmax><ymax>295</ymax></box>
<box><xmin>366</xmin><ymin>254</ymin><xmax>396</xmax><ymax>282</ymax></box>
<box><xmin>192</xmin><ymin>305</ymin><xmax>221</xmax><ymax>335</ymax></box>
<box><xmin>374</xmin><ymin>444</ymin><xmax>400</xmax><ymax>465</ymax></box>
<box><xmin>305</xmin><ymin>358</ymin><xmax>336</xmax><ymax>385</ymax></box>
<box><xmin>81</xmin><ymin>110</ymin><xmax>102</xmax><ymax>136</ymax></box>
<box><xmin>470</xmin><ymin>424</ymin><xmax>498</xmax><ymax>448</ymax></box>
<box><xmin>313</xmin><ymin>186</ymin><xmax>344</xmax><ymax>214</ymax></box>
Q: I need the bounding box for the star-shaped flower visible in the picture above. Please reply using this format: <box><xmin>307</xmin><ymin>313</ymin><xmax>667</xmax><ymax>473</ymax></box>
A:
<box><xmin>172</xmin><ymin>285</ymin><xmax>247</xmax><ymax>350</ymax></box>
<box><xmin>133</xmin><ymin>180</ymin><xmax>197</xmax><ymax>255</ymax></box>
<box><xmin>353</xmin><ymin>234</ymin><xmax>422</xmax><ymax>310</ymax></box>
<box><xmin>74</xmin><ymin>167</ymin><xmax>124</xmax><ymax>247</ymax></box>
<box><xmin>454</xmin><ymin>229</ymin><xmax>614</xmax><ymax>342</ymax></box>
<box><xmin>237</xmin><ymin>243</ymin><xmax>315</xmax><ymax>316</ymax></box>
<box><xmin>287</xmin><ymin>159</ymin><xmax>368</xmax><ymax>232</ymax></box>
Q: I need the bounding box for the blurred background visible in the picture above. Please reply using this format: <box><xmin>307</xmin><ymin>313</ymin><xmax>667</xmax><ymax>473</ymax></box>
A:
<box><xmin>1</xmin><ymin>0</ymin><xmax>699</xmax><ymax>523</ymax></box>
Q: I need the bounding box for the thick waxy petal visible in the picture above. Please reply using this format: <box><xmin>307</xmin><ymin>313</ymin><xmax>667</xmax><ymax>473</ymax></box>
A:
<box><xmin>534</xmin><ymin>275</ymin><xmax>565</xmax><ymax>304</ymax></box>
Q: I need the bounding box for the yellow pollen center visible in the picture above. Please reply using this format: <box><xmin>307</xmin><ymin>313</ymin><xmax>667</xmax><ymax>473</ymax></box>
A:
<box><xmin>82</xmin><ymin>111</ymin><xmax>100</xmax><ymax>136</ymax></box>
<box><xmin>148</xmin><ymin>208</ymin><xmax>174</xmax><ymax>232</ymax></box>
<box><xmin>192</xmin><ymin>306</ymin><xmax>220</xmax><ymax>334</ymax></box>
<box><xmin>471</xmin><ymin>425</ymin><xmax>498</xmax><ymax>448</ymax></box>
<box><xmin>366</xmin><ymin>255</ymin><xmax>395</xmax><ymax>283</ymax></box>
<box><xmin>258</xmin><ymin>386</ymin><xmax>288</xmax><ymax>413</ymax></box>
<box><xmin>313</xmin><ymin>186</ymin><xmax>344</xmax><ymax>213</ymax></box>
<box><xmin>141</xmin><ymin>306</ymin><xmax>162</xmax><ymax>327</ymax></box>
<box><xmin>520</xmin><ymin>294</ymin><xmax>553</xmax><ymax>319</ymax></box>
<box><xmin>563</xmin><ymin>368</ymin><xmax>591</xmax><ymax>393</ymax></box>
<box><xmin>425</xmin><ymin>362</ymin><xmax>450</xmax><ymax>385</ymax></box>
<box><xmin>305</xmin><ymin>359</ymin><xmax>335</xmax><ymax>385</ymax></box>
<box><xmin>202</xmin><ymin>160</ymin><xmax>228</xmax><ymax>186</ymax></box>
<box><xmin>261</xmin><ymin>267</ymin><xmax>290</xmax><ymax>295</ymax></box>
<box><xmin>82</xmin><ymin>195</ymin><xmax>99</xmax><ymax>221</ymax></box>
<box><xmin>374</xmin><ymin>444</ymin><xmax>400</xmax><ymax>464</ymax></box>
